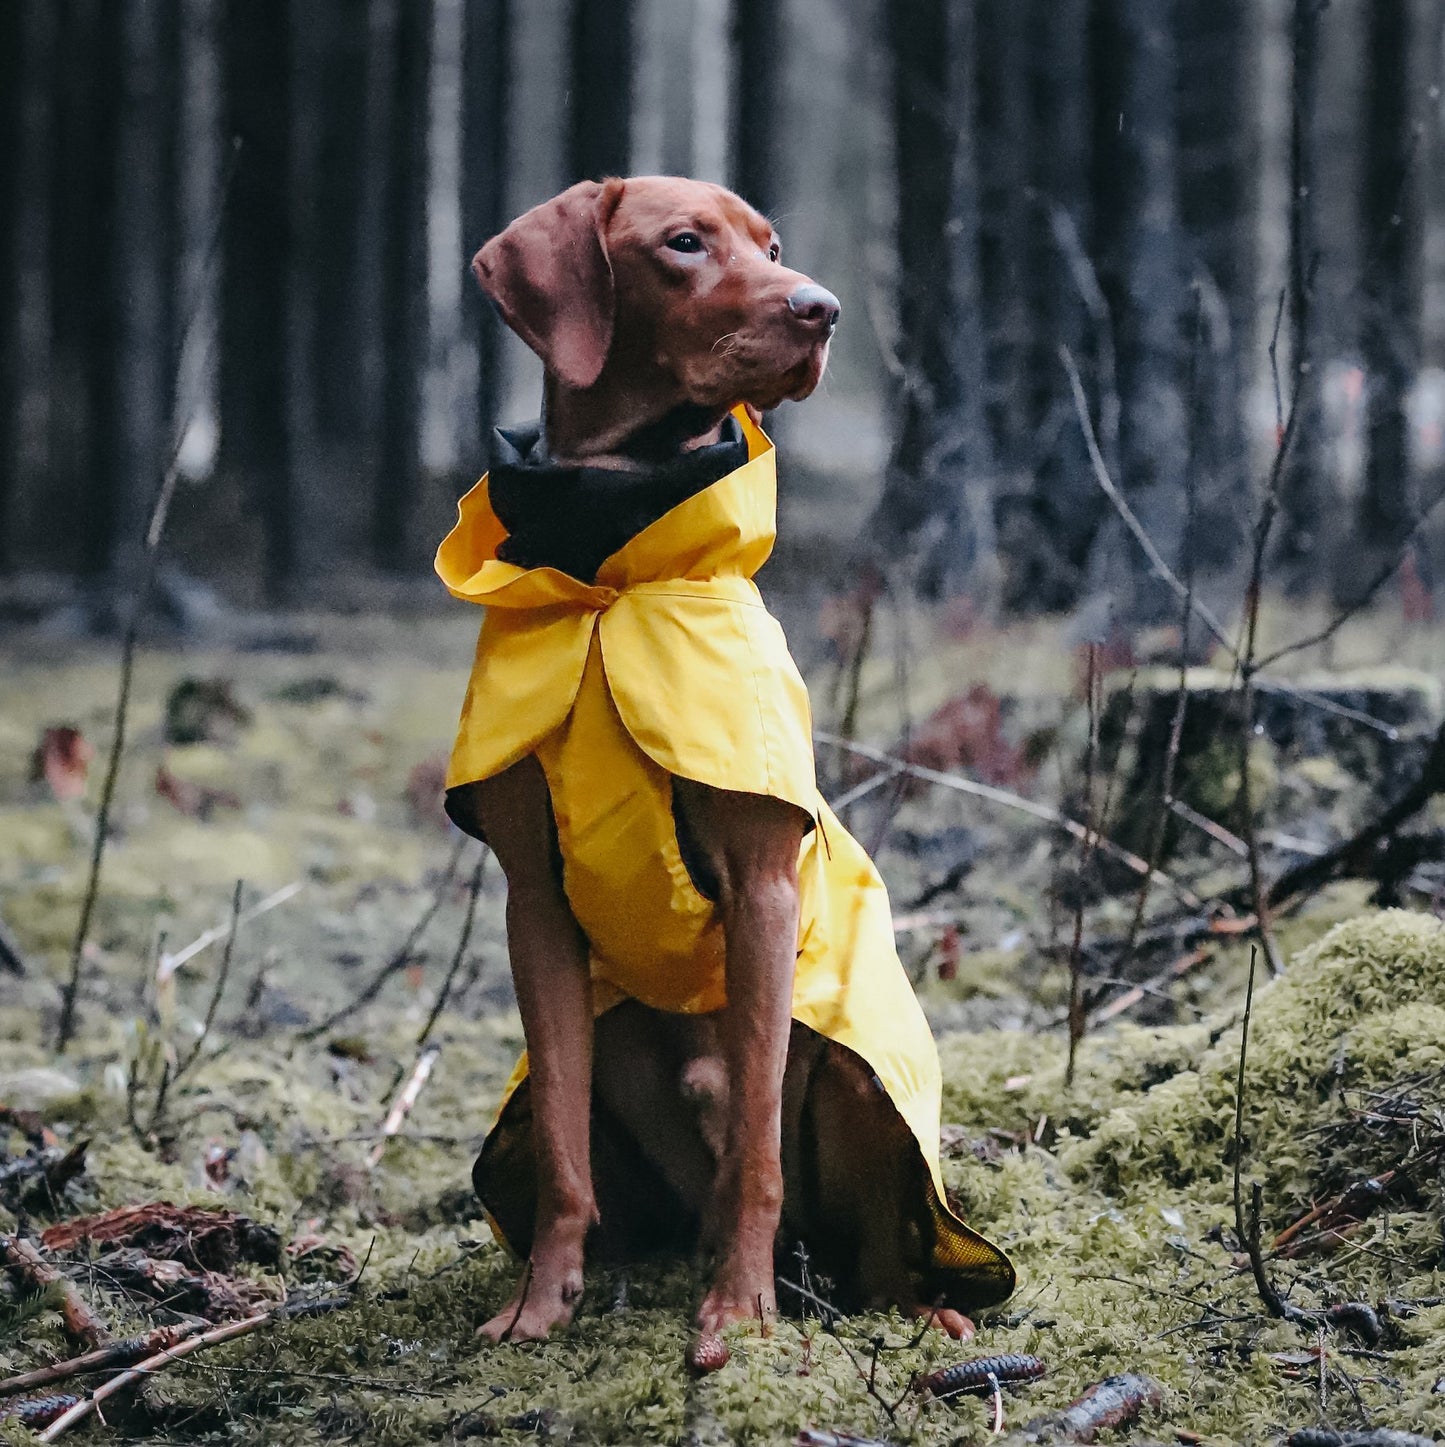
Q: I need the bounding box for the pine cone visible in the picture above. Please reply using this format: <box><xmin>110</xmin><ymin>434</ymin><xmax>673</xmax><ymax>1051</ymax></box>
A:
<box><xmin>684</xmin><ymin>1332</ymin><xmax>730</xmax><ymax>1375</ymax></box>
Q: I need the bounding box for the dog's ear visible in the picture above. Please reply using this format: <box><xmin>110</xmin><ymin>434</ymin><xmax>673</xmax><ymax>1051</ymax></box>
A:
<box><xmin>473</xmin><ymin>179</ymin><xmax>623</xmax><ymax>391</ymax></box>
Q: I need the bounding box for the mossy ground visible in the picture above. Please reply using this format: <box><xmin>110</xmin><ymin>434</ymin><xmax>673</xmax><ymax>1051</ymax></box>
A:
<box><xmin>1</xmin><ymin>612</ymin><xmax>1442</xmax><ymax>1445</ymax></box>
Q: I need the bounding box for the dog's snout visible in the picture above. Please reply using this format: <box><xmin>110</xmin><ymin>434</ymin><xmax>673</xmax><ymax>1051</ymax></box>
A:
<box><xmin>786</xmin><ymin>284</ymin><xmax>841</xmax><ymax>335</ymax></box>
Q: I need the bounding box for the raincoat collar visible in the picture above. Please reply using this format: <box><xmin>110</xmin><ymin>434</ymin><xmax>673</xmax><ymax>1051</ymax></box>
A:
<box><xmin>435</xmin><ymin>407</ymin><xmax>777</xmax><ymax>609</ymax></box>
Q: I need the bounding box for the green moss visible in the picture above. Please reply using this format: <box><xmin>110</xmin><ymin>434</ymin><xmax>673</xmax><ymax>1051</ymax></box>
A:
<box><xmin>3</xmin><ymin>637</ymin><xmax>1443</xmax><ymax>1444</ymax></box>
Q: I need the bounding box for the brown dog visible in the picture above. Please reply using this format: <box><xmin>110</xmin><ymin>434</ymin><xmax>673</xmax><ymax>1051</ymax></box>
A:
<box><xmin>447</xmin><ymin>177</ymin><xmax>998</xmax><ymax>1343</ymax></box>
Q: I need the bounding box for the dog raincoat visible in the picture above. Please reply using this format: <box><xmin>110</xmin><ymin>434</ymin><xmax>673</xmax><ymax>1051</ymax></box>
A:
<box><xmin>437</xmin><ymin>408</ymin><xmax>1015</xmax><ymax>1309</ymax></box>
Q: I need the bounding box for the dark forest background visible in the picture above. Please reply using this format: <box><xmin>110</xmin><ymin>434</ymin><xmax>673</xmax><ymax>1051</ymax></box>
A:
<box><xmin>2</xmin><ymin>0</ymin><xmax>1444</xmax><ymax>630</ymax></box>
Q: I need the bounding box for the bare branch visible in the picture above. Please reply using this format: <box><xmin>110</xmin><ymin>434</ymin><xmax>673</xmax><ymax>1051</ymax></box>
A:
<box><xmin>1059</xmin><ymin>343</ymin><xmax>1236</xmax><ymax>659</ymax></box>
<box><xmin>815</xmin><ymin>731</ymin><xmax>1203</xmax><ymax>910</ymax></box>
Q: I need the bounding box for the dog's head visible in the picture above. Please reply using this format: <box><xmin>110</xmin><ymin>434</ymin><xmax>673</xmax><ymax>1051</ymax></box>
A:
<box><xmin>473</xmin><ymin>177</ymin><xmax>839</xmax><ymax>441</ymax></box>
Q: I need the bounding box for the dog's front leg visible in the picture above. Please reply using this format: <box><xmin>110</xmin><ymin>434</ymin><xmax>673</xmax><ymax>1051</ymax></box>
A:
<box><xmin>466</xmin><ymin>760</ymin><xmax>597</xmax><ymax>1342</ymax></box>
<box><xmin>674</xmin><ymin>781</ymin><xmax>807</xmax><ymax>1334</ymax></box>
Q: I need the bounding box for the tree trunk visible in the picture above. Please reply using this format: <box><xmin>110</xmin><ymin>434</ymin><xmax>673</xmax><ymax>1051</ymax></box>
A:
<box><xmin>221</xmin><ymin>0</ymin><xmax>292</xmax><ymax>594</ymax></box>
<box><xmin>52</xmin><ymin>1</ymin><xmax>124</xmax><ymax>582</ymax></box>
<box><xmin>311</xmin><ymin>0</ymin><xmax>376</xmax><ymax>451</ymax></box>
<box><xmin>1349</xmin><ymin>0</ymin><xmax>1419</xmax><ymax>601</ymax></box>
<box><xmin>871</xmin><ymin>0</ymin><xmax>996</xmax><ymax>604</ymax></box>
<box><xmin>173</xmin><ymin>0</ymin><xmax>223</xmax><ymax>483</ymax></box>
<box><xmin>975</xmin><ymin>0</ymin><xmax>1031</xmax><ymax>485</ymax></box>
<box><xmin>1087</xmin><ymin>0</ymin><xmax>1189</xmax><ymax>625</ymax></box>
<box><xmin>0</xmin><ymin>0</ymin><xmax>22</xmax><ymax>567</ymax></box>
<box><xmin>1173</xmin><ymin>0</ymin><xmax>1251</xmax><ymax>574</ymax></box>
<box><xmin>1013</xmin><ymin>0</ymin><xmax>1098</xmax><ymax>612</ymax></box>
<box><xmin>1274</xmin><ymin>0</ymin><xmax>1326</xmax><ymax>592</ymax></box>
<box><xmin>462</xmin><ymin>0</ymin><xmax>510</xmax><ymax>459</ymax></box>
<box><xmin>107</xmin><ymin>0</ymin><xmax>179</xmax><ymax>589</ymax></box>
<box><xmin>569</xmin><ymin>0</ymin><xmax>633</xmax><ymax>182</ymax></box>
<box><xmin>372</xmin><ymin>0</ymin><xmax>431</xmax><ymax>570</ymax></box>
<box><xmin>730</xmin><ymin>0</ymin><xmax>781</xmax><ymax>216</ymax></box>
<box><xmin>284</xmin><ymin>0</ymin><xmax>332</xmax><ymax>594</ymax></box>
<box><xmin>10</xmin><ymin>0</ymin><xmax>60</xmax><ymax>561</ymax></box>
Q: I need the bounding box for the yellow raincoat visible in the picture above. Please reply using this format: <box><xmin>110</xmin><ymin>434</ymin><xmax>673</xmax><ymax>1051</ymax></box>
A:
<box><xmin>437</xmin><ymin>408</ymin><xmax>1014</xmax><ymax>1309</ymax></box>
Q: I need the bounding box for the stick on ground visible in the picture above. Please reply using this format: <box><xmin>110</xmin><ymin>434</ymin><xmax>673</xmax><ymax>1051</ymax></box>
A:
<box><xmin>815</xmin><ymin>731</ymin><xmax>1203</xmax><ymax>910</ymax></box>
<box><xmin>36</xmin><ymin>1311</ymin><xmax>268</xmax><ymax>1442</ymax></box>
<box><xmin>0</xmin><ymin>1324</ymin><xmax>203</xmax><ymax>1398</ymax></box>
<box><xmin>0</xmin><ymin>1237</ymin><xmax>111</xmax><ymax>1350</ymax></box>
<box><xmin>369</xmin><ymin>1044</ymin><xmax>442</xmax><ymax>1167</ymax></box>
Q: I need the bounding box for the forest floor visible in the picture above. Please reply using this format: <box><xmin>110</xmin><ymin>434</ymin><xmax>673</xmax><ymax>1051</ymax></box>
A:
<box><xmin>1</xmin><ymin>601</ymin><xmax>1443</xmax><ymax>1446</ymax></box>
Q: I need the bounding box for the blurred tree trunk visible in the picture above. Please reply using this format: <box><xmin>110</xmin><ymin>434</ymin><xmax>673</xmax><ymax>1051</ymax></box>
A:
<box><xmin>1274</xmin><ymin>0</ymin><xmax>1325</xmax><ymax>592</ymax></box>
<box><xmin>569</xmin><ymin>0</ymin><xmax>633</xmax><ymax>182</ymax></box>
<box><xmin>106</xmin><ymin>0</ymin><xmax>179</xmax><ymax>589</ymax></box>
<box><xmin>10</xmin><ymin>0</ymin><xmax>60</xmax><ymax>558</ymax></box>
<box><xmin>1088</xmin><ymin>0</ymin><xmax>1189</xmax><ymax>625</ymax></box>
<box><xmin>1004</xmin><ymin>0</ymin><xmax>1096</xmax><ymax>612</ymax></box>
<box><xmin>871</xmin><ymin>0</ymin><xmax>997</xmax><ymax>604</ymax></box>
<box><xmin>284</xmin><ymin>0</ymin><xmax>331</xmax><ymax>593</ymax></box>
<box><xmin>221</xmin><ymin>0</ymin><xmax>293</xmax><ymax>594</ymax></box>
<box><xmin>174</xmin><ymin>0</ymin><xmax>223</xmax><ymax>482</ymax></box>
<box><xmin>354</xmin><ymin>0</ymin><xmax>399</xmax><ymax>483</ymax></box>
<box><xmin>1174</xmin><ymin>0</ymin><xmax>1251</xmax><ymax>573</ymax></box>
<box><xmin>0</xmin><ymin>0</ymin><xmax>22</xmax><ymax>567</ymax></box>
<box><xmin>1347</xmin><ymin>0</ymin><xmax>1419</xmax><ymax>602</ymax></box>
<box><xmin>462</xmin><ymin>0</ymin><xmax>510</xmax><ymax>456</ymax></box>
<box><xmin>372</xmin><ymin>0</ymin><xmax>431</xmax><ymax>570</ymax></box>
<box><xmin>47</xmin><ymin>0</ymin><xmax>123</xmax><ymax>581</ymax></box>
<box><xmin>312</xmin><ymin>0</ymin><xmax>375</xmax><ymax>450</ymax></box>
<box><xmin>976</xmin><ymin>0</ymin><xmax>1030</xmax><ymax>483</ymax></box>
<box><xmin>731</xmin><ymin>0</ymin><xmax>781</xmax><ymax>216</ymax></box>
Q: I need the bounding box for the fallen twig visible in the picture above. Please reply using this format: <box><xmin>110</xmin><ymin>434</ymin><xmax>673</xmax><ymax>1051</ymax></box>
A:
<box><xmin>157</xmin><ymin>879</ymin><xmax>302</xmax><ymax>984</ymax></box>
<box><xmin>297</xmin><ymin>837</ymin><xmax>467</xmax><ymax>1042</ymax></box>
<box><xmin>1268</xmin><ymin>717</ymin><xmax>1445</xmax><ymax>909</ymax></box>
<box><xmin>828</xmin><ymin>762</ymin><xmax>906</xmax><ymax>813</ymax></box>
<box><xmin>369</xmin><ymin>1044</ymin><xmax>441</xmax><ymax>1167</ymax></box>
<box><xmin>415</xmin><ymin>853</ymin><xmax>487</xmax><ymax>1048</ymax></box>
<box><xmin>815</xmin><ymin>731</ymin><xmax>1203</xmax><ymax>909</ymax></box>
<box><xmin>34</xmin><ymin>1294</ymin><xmax>351</xmax><ymax>1443</ymax></box>
<box><xmin>1170</xmin><ymin>797</ymin><xmax>1249</xmax><ymax>857</ymax></box>
<box><xmin>1</xmin><ymin>1237</ymin><xmax>111</xmax><ymax>1349</ymax></box>
<box><xmin>795</xmin><ymin>1431</ymin><xmax>896</xmax><ymax>1447</ymax></box>
<box><xmin>1286</xmin><ymin>1431</ymin><xmax>1435</xmax><ymax>1447</ymax></box>
<box><xmin>1025</xmin><ymin>1372</ymin><xmax>1163</xmax><ymax>1443</ymax></box>
<box><xmin>149</xmin><ymin>880</ymin><xmax>245</xmax><ymax>1130</ymax></box>
<box><xmin>1091</xmin><ymin>947</ymin><xmax>1210</xmax><ymax>1025</ymax></box>
<box><xmin>0</xmin><ymin>1323</ymin><xmax>203</xmax><ymax>1398</ymax></box>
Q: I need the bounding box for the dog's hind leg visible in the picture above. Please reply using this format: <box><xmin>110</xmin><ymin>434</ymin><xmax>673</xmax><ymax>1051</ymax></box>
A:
<box><xmin>592</xmin><ymin>1002</ymin><xmax>720</xmax><ymax>1230</ymax></box>
<box><xmin>464</xmin><ymin>758</ymin><xmax>597</xmax><ymax>1343</ymax></box>
<box><xmin>805</xmin><ymin>1042</ymin><xmax>975</xmax><ymax>1340</ymax></box>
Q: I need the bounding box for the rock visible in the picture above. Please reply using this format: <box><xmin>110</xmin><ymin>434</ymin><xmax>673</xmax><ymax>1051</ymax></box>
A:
<box><xmin>0</xmin><ymin>1068</ymin><xmax>84</xmax><ymax>1112</ymax></box>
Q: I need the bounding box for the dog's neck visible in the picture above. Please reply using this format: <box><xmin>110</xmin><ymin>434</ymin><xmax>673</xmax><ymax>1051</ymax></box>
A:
<box><xmin>541</xmin><ymin>372</ymin><xmax>729</xmax><ymax>470</ymax></box>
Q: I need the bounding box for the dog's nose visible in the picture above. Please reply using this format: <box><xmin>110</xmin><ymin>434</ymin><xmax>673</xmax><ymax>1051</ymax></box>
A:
<box><xmin>787</xmin><ymin>284</ymin><xmax>841</xmax><ymax>335</ymax></box>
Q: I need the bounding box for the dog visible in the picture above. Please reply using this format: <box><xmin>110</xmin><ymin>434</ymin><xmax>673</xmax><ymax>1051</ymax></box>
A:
<box><xmin>437</xmin><ymin>176</ymin><xmax>1013</xmax><ymax>1345</ymax></box>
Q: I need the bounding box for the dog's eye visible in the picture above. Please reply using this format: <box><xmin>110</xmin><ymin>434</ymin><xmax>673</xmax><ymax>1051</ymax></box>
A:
<box><xmin>768</xmin><ymin>243</ymin><xmax>780</xmax><ymax>262</ymax></box>
<box><xmin>665</xmin><ymin>232</ymin><xmax>705</xmax><ymax>254</ymax></box>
